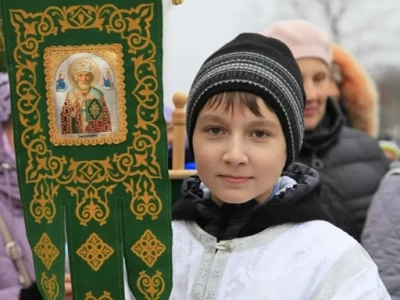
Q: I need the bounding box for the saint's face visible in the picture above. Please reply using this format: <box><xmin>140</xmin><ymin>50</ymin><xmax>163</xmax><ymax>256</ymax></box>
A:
<box><xmin>77</xmin><ymin>72</ymin><xmax>92</xmax><ymax>84</ymax></box>
<box><xmin>76</xmin><ymin>71</ymin><xmax>93</xmax><ymax>91</ymax></box>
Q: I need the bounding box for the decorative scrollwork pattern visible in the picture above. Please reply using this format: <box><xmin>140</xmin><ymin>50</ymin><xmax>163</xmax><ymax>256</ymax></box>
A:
<box><xmin>33</xmin><ymin>233</ymin><xmax>60</xmax><ymax>270</ymax></box>
<box><xmin>84</xmin><ymin>291</ymin><xmax>113</xmax><ymax>300</ymax></box>
<box><xmin>131</xmin><ymin>230</ymin><xmax>166</xmax><ymax>268</ymax></box>
<box><xmin>10</xmin><ymin>3</ymin><xmax>168</xmax><ymax>298</ymax></box>
<box><xmin>76</xmin><ymin>233</ymin><xmax>114</xmax><ymax>271</ymax></box>
<box><xmin>40</xmin><ymin>273</ymin><xmax>60</xmax><ymax>300</ymax></box>
<box><xmin>137</xmin><ymin>271</ymin><xmax>165</xmax><ymax>300</ymax></box>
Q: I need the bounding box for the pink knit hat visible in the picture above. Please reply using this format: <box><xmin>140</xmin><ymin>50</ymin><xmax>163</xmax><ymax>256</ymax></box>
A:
<box><xmin>263</xmin><ymin>19</ymin><xmax>332</xmax><ymax>66</ymax></box>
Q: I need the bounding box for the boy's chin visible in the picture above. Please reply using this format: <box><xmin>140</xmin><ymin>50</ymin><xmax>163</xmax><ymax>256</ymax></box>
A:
<box><xmin>212</xmin><ymin>191</ymin><xmax>260</xmax><ymax>205</ymax></box>
<box><xmin>221</xmin><ymin>199</ymin><xmax>253</xmax><ymax>205</ymax></box>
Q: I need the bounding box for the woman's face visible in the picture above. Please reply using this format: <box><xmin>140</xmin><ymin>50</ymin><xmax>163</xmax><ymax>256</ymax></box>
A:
<box><xmin>297</xmin><ymin>58</ymin><xmax>331</xmax><ymax>130</ymax></box>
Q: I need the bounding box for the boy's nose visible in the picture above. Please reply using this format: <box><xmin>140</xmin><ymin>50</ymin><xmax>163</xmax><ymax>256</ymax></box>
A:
<box><xmin>222</xmin><ymin>141</ymin><xmax>248</xmax><ymax>166</ymax></box>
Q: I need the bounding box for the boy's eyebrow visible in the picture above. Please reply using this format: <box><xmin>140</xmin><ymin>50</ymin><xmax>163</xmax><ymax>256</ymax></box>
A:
<box><xmin>247</xmin><ymin>119</ymin><xmax>280</xmax><ymax>128</ymax></box>
<box><xmin>197</xmin><ymin>114</ymin><xmax>226</xmax><ymax>123</ymax></box>
<box><xmin>197</xmin><ymin>114</ymin><xmax>280</xmax><ymax>128</ymax></box>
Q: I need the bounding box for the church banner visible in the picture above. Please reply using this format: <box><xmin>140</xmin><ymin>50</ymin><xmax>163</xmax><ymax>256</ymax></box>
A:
<box><xmin>0</xmin><ymin>0</ymin><xmax>172</xmax><ymax>299</ymax></box>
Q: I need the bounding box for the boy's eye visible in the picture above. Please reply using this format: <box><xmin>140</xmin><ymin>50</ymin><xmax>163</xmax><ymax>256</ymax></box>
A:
<box><xmin>251</xmin><ymin>130</ymin><xmax>269</xmax><ymax>138</ymax></box>
<box><xmin>207</xmin><ymin>127</ymin><xmax>223</xmax><ymax>135</ymax></box>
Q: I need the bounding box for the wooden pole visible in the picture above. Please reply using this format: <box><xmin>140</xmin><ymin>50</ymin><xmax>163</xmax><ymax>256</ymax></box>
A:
<box><xmin>171</xmin><ymin>92</ymin><xmax>187</xmax><ymax>170</ymax></box>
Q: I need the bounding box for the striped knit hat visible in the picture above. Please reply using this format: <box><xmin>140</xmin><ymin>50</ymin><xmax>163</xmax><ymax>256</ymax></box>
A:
<box><xmin>186</xmin><ymin>33</ymin><xmax>306</xmax><ymax>166</ymax></box>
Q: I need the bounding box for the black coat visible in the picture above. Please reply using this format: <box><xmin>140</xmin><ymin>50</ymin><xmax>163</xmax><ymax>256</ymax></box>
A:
<box><xmin>297</xmin><ymin>98</ymin><xmax>390</xmax><ymax>241</ymax></box>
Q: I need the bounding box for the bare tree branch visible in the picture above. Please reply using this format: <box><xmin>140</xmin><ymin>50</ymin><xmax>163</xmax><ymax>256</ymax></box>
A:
<box><xmin>331</xmin><ymin>0</ymin><xmax>348</xmax><ymax>42</ymax></box>
<box><xmin>315</xmin><ymin>0</ymin><xmax>349</xmax><ymax>43</ymax></box>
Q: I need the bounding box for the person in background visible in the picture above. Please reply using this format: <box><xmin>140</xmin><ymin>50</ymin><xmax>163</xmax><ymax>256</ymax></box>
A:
<box><xmin>264</xmin><ymin>19</ymin><xmax>389</xmax><ymax>242</ymax></box>
<box><xmin>329</xmin><ymin>43</ymin><xmax>380</xmax><ymax>138</ymax></box>
<box><xmin>362</xmin><ymin>149</ymin><xmax>400</xmax><ymax>299</ymax></box>
<box><xmin>0</xmin><ymin>73</ymin><xmax>72</xmax><ymax>300</ymax></box>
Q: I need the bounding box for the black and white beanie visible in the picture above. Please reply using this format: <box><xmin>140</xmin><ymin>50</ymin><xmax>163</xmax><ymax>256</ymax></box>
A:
<box><xmin>186</xmin><ymin>33</ymin><xmax>306</xmax><ymax>167</ymax></box>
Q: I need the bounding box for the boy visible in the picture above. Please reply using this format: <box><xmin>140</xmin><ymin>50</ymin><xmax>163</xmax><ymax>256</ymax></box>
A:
<box><xmin>170</xmin><ymin>33</ymin><xmax>390</xmax><ymax>299</ymax></box>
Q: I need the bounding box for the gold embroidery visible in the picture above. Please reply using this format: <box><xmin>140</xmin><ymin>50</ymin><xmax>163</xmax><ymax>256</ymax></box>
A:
<box><xmin>131</xmin><ymin>230</ymin><xmax>166</xmax><ymax>268</ymax></box>
<box><xmin>89</xmin><ymin>102</ymin><xmax>101</xmax><ymax>118</ymax></box>
<box><xmin>123</xmin><ymin>177</ymin><xmax>163</xmax><ymax>220</ymax></box>
<box><xmin>137</xmin><ymin>271</ymin><xmax>165</xmax><ymax>300</ymax></box>
<box><xmin>10</xmin><ymin>3</ymin><xmax>168</xmax><ymax>295</ymax></box>
<box><xmin>67</xmin><ymin>160</ymin><xmax>109</xmax><ymax>183</ymax></box>
<box><xmin>40</xmin><ymin>273</ymin><xmax>60</xmax><ymax>300</ymax></box>
<box><xmin>77</xmin><ymin>233</ymin><xmax>114</xmax><ymax>271</ymax></box>
<box><xmin>29</xmin><ymin>180</ymin><xmax>58</xmax><ymax>224</ymax></box>
<box><xmin>11</xmin><ymin>4</ymin><xmax>164</xmax><ymax>224</ymax></box>
<box><xmin>44</xmin><ymin>44</ymin><xmax>127</xmax><ymax>146</ymax></box>
<box><xmin>66</xmin><ymin>185</ymin><xmax>114</xmax><ymax>226</ymax></box>
<box><xmin>33</xmin><ymin>233</ymin><xmax>60</xmax><ymax>270</ymax></box>
<box><xmin>84</xmin><ymin>291</ymin><xmax>113</xmax><ymax>300</ymax></box>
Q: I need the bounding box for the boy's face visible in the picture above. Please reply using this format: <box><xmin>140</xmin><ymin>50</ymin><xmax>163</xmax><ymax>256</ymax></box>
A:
<box><xmin>193</xmin><ymin>96</ymin><xmax>287</xmax><ymax>205</ymax></box>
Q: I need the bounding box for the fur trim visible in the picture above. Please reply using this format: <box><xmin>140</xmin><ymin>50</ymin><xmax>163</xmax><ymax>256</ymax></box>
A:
<box><xmin>332</xmin><ymin>44</ymin><xmax>379</xmax><ymax>137</ymax></box>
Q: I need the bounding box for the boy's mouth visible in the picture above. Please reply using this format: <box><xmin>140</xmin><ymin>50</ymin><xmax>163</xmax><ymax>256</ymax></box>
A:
<box><xmin>219</xmin><ymin>175</ymin><xmax>252</xmax><ymax>184</ymax></box>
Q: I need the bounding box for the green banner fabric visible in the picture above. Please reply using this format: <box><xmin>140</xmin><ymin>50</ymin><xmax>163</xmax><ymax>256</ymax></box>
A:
<box><xmin>0</xmin><ymin>18</ymin><xmax>6</xmax><ymax>72</ymax></box>
<box><xmin>1</xmin><ymin>1</ymin><xmax>172</xmax><ymax>299</ymax></box>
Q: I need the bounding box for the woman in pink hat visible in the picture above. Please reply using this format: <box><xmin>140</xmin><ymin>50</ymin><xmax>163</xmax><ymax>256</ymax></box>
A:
<box><xmin>264</xmin><ymin>19</ymin><xmax>389</xmax><ymax>242</ymax></box>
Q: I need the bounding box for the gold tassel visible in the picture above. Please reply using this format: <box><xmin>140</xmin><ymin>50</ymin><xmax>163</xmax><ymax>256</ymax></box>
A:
<box><xmin>172</xmin><ymin>0</ymin><xmax>184</xmax><ymax>5</ymax></box>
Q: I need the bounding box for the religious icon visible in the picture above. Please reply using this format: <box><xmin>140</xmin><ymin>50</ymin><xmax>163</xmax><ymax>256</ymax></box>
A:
<box><xmin>60</xmin><ymin>58</ymin><xmax>112</xmax><ymax>134</ymax></box>
<box><xmin>44</xmin><ymin>44</ymin><xmax>127</xmax><ymax>146</ymax></box>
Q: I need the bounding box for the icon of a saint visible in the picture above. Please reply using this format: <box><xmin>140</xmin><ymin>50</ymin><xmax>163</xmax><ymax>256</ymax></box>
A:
<box><xmin>60</xmin><ymin>58</ymin><xmax>112</xmax><ymax>134</ymax></box>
